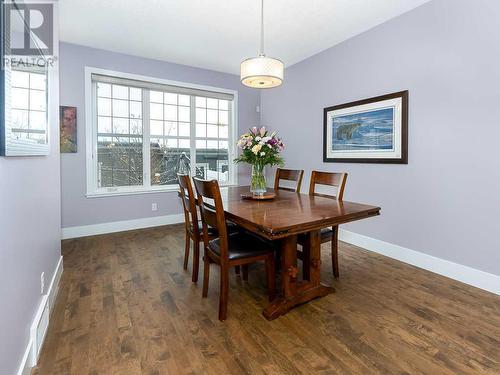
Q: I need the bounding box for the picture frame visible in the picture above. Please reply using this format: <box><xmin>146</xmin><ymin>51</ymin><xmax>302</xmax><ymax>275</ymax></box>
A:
<box><xmin>323</xmin><ymin>91</ymin><xmax>408</xmax><ymax>164</ymax></box>
<box><xmin>60</xmin><ymin>106</ymin><xmax>77</xmax><ymax>153</ymax></box>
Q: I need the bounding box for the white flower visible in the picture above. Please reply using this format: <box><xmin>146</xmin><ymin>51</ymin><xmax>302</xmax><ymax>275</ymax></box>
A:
<box><xmin>255</xmin><ymin>136</ymin><xmax>262</xmax><ymax>141</ymax></box>
<box><xmin>262</xmin><ymin>136</ymin><xmax>271</xmax><ymax>143</ymax></box>
<box><xmin>260</xmin><ymin>152</ymin><xmax>266</xmax><ymax>156</ymax></box>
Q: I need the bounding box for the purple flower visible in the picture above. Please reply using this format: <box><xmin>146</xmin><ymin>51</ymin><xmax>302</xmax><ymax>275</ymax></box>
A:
<box><xmin>267</xmin><ymin>138</ymin><xmax>278</xmax><ymax>146</ymax></box>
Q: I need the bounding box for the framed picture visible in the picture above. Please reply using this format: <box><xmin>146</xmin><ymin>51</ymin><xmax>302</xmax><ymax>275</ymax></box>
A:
<box><xmin>323</xmin><ymin>91</ymin><xmax>408</xmax><ymax>164</ymax></box>
<box><xmin>60</xmin><ymin>106</ymin><xmax>77</xmax><ymax>153</ymax></box>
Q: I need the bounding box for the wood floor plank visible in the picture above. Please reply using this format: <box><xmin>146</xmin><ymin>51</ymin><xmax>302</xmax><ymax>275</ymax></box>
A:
<box><xmin>32</xmin><ymin>224</ymin><xmax>500</xmax><ymax>375</ymax></box>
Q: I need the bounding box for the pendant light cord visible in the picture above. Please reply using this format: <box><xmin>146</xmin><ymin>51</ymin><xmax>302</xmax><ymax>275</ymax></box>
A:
<box><xmin>260</xmin><ymin>0</ymin><xmax>265</xmax><ymax>56</ymax></box>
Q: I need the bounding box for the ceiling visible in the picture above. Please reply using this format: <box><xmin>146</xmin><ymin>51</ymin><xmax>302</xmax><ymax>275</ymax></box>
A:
<box><xmin>59</xmin><ymin>0</ymin><xmax>432</xmax><ymax>75</ymax></box>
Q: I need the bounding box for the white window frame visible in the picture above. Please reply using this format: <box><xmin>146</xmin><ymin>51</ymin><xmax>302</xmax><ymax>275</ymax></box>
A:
<box><xmin>84</xmin><ymin>67</ymin><xmax>238</xmax><ymax>197</ymax></box>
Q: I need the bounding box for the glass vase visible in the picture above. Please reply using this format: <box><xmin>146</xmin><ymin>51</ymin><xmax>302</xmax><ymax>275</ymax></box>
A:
<box><xmin>250</xmin><ymin>164</ymin><xmax>267</xmax><ymax>196</ymax></box>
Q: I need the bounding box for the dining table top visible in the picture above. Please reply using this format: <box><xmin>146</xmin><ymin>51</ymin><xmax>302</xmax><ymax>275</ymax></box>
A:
<box><xmin>213</xmin><ymin>186</ymin><xmax>381</xmax><ymax>240</ymax></box>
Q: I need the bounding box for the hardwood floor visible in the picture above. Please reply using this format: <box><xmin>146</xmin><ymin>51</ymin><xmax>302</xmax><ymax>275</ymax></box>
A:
<box><xmin>33</xmin><ymin>224</ymin><xmax>500</xmax><ymax>375</ymax></box>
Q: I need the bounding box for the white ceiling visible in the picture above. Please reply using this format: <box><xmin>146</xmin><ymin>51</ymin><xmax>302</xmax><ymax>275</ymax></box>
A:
<box><xmin>59</xmin><ymin>0</ymin><xmax>432</xmax><ymax>75</ymax></box>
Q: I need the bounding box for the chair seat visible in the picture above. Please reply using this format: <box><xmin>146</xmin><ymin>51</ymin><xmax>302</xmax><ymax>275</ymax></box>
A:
<box><xmin>192</xmin><ymin>222</ymin><xmax>218</xmax><ymax>236</ymax></box>
<box><xmin>191</xmin><ymin>221</ymin><xmax>238</xmax><ymax>236</ymax></box>
<box><xmin>209</xmin><ymin>232</ymin><xmax>274</xmax><ymax>261</ymax></box>
<box><xmin>298</xmin><ymin>227</ymin><xmax>335</xmax><ymax>244</ymax></box>
<box><xmin>320</xmin><ymin>227</ymin><xmax>335</xmax><ymax>241</ymax></box>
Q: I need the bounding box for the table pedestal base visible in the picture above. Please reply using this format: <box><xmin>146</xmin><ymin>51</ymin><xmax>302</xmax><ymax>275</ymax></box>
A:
<box><xmin>263</xmin><ymin>231</ymin><xmax>335</xmax><ymax>321</ymax></box>
<box><xmin>263</xmin><ymin>283</ymin><xmax>334</xmax><ymax>320</ymax></box>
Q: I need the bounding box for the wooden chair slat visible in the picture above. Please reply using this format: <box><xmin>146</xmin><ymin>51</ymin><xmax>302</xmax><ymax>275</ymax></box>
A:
<box><xmin>308</xmin><ymin>170</ymin><xmax>348</xmax><ymax>200</ymax></box>
<box><xmin>274</xmin><ymin>168</ymin><xmax>304</xmax><ymax>193</ymax></box>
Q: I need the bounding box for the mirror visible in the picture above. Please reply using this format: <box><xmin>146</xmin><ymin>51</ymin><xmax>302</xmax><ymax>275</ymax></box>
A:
<box><xmin>1</xmin><ymin>2</ymin><xmax>50</xmax><ymax>156</ymax></box>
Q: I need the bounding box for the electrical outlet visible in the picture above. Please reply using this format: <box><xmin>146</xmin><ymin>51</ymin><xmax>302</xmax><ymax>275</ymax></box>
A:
<box><xmin>152</xmin><ymin>203</ymin><xmax>158</xmax><ymax>211</ymax></box>
<box><xmin>40</xmin><ymin>272</ymin><xmax>45</xmax><ymax>295</ymax></box>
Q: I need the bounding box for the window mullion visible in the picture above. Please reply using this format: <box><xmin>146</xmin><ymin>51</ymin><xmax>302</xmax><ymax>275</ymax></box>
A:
<box><xmin>92</xmin><ymin>81</ymin><xmax>99</xmax><ymax>190</ymax></box>
<box><xmin>190</xmin><ymin>95</ymin><xmax>196</xmax><ymax>177</ymax></box>
<box><xmin>143</xmin><ymin>89</ymin><xmax>151</xmax><ymax>188</ymax></box>
<box><xmin>229</xmin><ymin>100</ymin><xmax>235</xmax><ymax>185</ymax></box>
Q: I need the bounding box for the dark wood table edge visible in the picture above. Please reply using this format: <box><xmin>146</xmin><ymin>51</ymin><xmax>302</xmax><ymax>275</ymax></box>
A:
<box><xmin>178</xmin><ymin>188</ymin><xmax>381</xmax><ymax>241</ymax></box>
<box><xmin>225</xmin><ymin>207</ymin><xmax>381</xmax><ymax>240</ymax></box>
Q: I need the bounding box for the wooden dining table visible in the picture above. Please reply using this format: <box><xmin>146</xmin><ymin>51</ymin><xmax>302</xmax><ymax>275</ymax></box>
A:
<box><xmin>191</xmin><ymin>185</ymin><xmax>381</xmax><ymax>320</ymax></box>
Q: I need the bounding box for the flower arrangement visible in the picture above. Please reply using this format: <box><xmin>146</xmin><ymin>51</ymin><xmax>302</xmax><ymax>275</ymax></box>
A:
<box><xmin>234</xmin><ymin>126</ymin><xmax>285</xmax><ymax>195</ymax></box>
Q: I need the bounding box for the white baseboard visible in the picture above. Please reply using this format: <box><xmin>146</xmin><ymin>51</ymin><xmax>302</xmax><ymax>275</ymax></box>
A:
<box><xmin>61</xmin><ymin>213</ymin><xmax>185</xmax><ymax>239</ymax></box>
<box><xmin>16</xmin><ymin>338</ymin><xmax>33</xmax><ymax>375</ymax></box>
<box><xmin>338</xmin><ymin>229</ymin><xmax>500</xmax><ymax>296</ymax></box>
<box><xmin>17</xmin><ymin>255</ymin><xmax>64</xmax><ymax>375</ymax></box>
<box><xmin>47</xmin><ymin>256</ymin><xmax>64</xmax><ymax>314</ymax></box>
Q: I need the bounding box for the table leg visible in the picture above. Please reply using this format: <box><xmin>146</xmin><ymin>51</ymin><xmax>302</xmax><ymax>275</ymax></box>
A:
<box><xmin>281</xmin><ymin>235</ymin><xmax>298</xmax><ymax>298</ymax></box>
<box><xmin>263</xmin><ymin>231</ymin><xmax>334</xmax><ymax>320</ymax></box>
<box><xmin>308</xmin><ymin>229</ymin><xmax>323</xmax><ymax>286</ymax></box>
<box><xmin>302</xmin><ymin>233</ymin><xmax>311</xmax><ymax>281</ymax></box>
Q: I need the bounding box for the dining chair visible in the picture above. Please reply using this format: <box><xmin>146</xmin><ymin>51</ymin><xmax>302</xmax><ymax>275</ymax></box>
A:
<box><xmin>178</xmin><ymin>174</ymin><xmax>240</xmax><ymax>283</ymax></box>
<box><xmin>178</xmin><ymin>174</ymin><xmax>212</xmax><ymax>283</ymax></box>
<box><xmin>193</xmin><ymin>177</ymin><xmax>276</xmax><ymax>321</ymax></box>
<box><xmin>297</xmin><ymin>170</ymin><xmax>348</xmax><ymax>279</ymax></box>
<box><xmin>274</xmin><ymin>168</ymin><xmax>304</xmax><ymax>192</ymax></box>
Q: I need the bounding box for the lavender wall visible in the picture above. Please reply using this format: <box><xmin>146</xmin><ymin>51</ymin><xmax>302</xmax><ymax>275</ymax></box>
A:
<box><xmin>60</xmin><ymin>43</ymin><xmax>259</xmax><ymax>228</ymax></box>
<box><xmin>0</xmin><ymin>35</ymin><xmax>61</xmax><ymax>375</ymax></box>
<box><xmin>261</xmin><ymin>0</ymin><xmax>500</xmax><ymax>276</ymax></box>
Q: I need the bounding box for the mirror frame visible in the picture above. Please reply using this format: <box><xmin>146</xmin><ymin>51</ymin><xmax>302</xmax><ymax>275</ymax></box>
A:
<box><xmin>1</xmin><ymin>1</ymin><xmax>51</xmax><ymax>157</ymax></box>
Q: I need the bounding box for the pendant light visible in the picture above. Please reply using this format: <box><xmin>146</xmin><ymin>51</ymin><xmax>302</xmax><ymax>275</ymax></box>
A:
<box><xmin>240</xmin><ymin>0</ymin><xmax>284</xmax><ymax>88</ymax></box>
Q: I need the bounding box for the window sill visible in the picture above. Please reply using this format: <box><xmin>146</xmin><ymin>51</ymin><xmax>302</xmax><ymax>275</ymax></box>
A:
<box><xmin>85</xmin><ymin>183</ymin><xmax>238</xmax><ymax>198</ymax></box>
<box><xmin>86</xmin><ymin>186</ymin><xmax>179</xmax><ymax>198</ymax></box>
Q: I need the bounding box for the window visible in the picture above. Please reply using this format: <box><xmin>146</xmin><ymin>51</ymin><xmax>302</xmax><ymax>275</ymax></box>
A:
<box><xmin>86</xmin><ymin>68</ymin><xmax>237</xmax><ymax>196</ymax></box>
<box><xmin>148</xmin><ymin>90</ymin><xmax>191</xmax><ymax>186</ymax></box>
<box><xmin>96</xmin><ymin>83</ymin><xmax>143</xmax><ymax>188</ymax></box>
<box><xmin>195</xmin><ymin>96</ymin><xmax>230</xmax><ymax>182</ymax></box>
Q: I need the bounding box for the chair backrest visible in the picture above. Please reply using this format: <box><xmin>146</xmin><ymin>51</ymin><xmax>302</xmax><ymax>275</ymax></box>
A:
<box><xmin>178</xmin><ymin>174</ymin><xmax>199</xmax><ymax>235</ymax></box>
<box><xmin>192</xmin><ymin>177</ymin><xmax>229</xmax><ymax>259</ymax></box>
<box><xmin>274</xmin><ymin>168</ymin><xmax>304</xmax><ymax>192</ymax></box>
<box><xmin>308</xmin><ymin>170</ymin><xmax>348</xmax><ymax>200</ymax></box>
